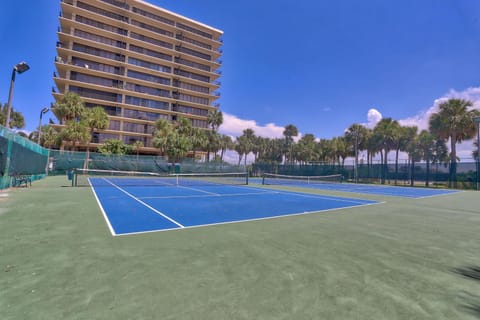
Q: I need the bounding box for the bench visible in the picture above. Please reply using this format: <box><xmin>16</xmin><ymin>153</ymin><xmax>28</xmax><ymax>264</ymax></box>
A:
<box><xmin>12</xmin><ymin>175</ymin><xmax>32</xmax><ymax>188</ymax></box>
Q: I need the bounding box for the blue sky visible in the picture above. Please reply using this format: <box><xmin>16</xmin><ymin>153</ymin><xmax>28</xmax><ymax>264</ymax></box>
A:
<box><xmin>1</xmin><ymin>0</ymin><xmax>480</xmax><ymax>157</ymax></box>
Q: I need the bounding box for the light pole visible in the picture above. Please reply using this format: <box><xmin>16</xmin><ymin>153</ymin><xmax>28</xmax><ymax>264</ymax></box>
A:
<box><xmin>38</xmin><ymin>107</ymin><xmax>49</xmax><ymax>144</ymax></box>
<box><xmin>474</xmin><ymin>116</ymin><xmax>480</xmax><ymax>191</ymax></box>
<box><xmin>5</xmin><ymin>61</ymin><xmax>30</xmax><ymax>127</ymax></box>
<box><xmin>354</xmin><ymin>132</ymin><xmax>359</xmax><ymax>183</ymax></box>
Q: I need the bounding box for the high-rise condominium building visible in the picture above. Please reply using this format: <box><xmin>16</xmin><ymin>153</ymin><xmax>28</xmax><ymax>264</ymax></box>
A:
<box><xmin>53</xmin><ymin>0</ymin><xmax>223</xmax><ymax>153</ymax></box>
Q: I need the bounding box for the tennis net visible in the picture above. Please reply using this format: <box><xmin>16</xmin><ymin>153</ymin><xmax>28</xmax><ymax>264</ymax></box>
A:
<box><xmin>73</xmin><ymin>168</ymin><xmax>248</xmax><ymax>187</ymax></box>
<box><xmin>262</xmin><ymin>173</ymin><xmax>343</xmax><ymax>186</ymax></box>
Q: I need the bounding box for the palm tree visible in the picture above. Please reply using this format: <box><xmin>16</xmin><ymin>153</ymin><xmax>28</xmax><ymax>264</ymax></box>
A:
<box><xmin>61</xmin><ymin>120</ymin><xmax>90</xmax><ymax>151</ymax></box>
<box><xmin>191</xmin><ymin>128</ymin><xmax>208</xmax><ymax>160</ymax></box>
<box><xmin>234</xmin><ymin>129</ymin><xmax>255</xmax><ymax>166</ymax></box>
<box><xmin>332</xmin><ymin>136</ymin><xmax>348</xmax><ymax>167</ymax></box>
<box><xmin>0</xmin><ymin>103</ymin><xmax>25</xmax><ymax>129</ymax></box>
<box><xmin>205</xmin><ymin>130</ymin><xmax>220</xmax><ymax>162</ymax></box>
<box><xmin>364</xmin><ymin>128</ymin><xmax>380</xmax><ymax>179</ymax></box>
<box><xmin>234</xmin><ymin>135</ymin><xmax>248</xmax><ymax>166</ymax></box>
<box><xmin>416</xmin><ymin>130</ymin><xmax>436</xmax><ymax>187</ymax></box>
<box><xmin>393</xmin><ymin>126</ymin><xmax>417</xmax><ymax>185</ymax></box>
<box><xmin>164</xmin><ymin>130</ymin><xmax>192</xmax><ymax>164</ymax></box>
<box><xmin>404</xmin><ymin>131</ymin><xmax>422</xmax><ymax>186</ymax></box>
<box><xmin>53</xmin><ymin>92</ymin><xmax>85</xmax><ymax>124</ymax></box>
<box><xmin>40</xmin><ymin>125</ymin><xmax>59</xmax><ymax>148</ymax></box>
<box><xmin>219</xmin><ymin>134</ymin><xmax>234</xmax><ymax>162</ymax></box>
<box><xmin>296</xmin><ymin>134</ymin><xmax>317</xmax><ymax>165</ymax></box>
<box><xmin>207</xmin><ymin>109</ymin><xmax>223</xmax><ymax>132</ymax></box>
<box><xmin>152</xmin><ymin>119</ymin><xmax>173</xmax><ymax>156</ymax></box>
<box><xmin>83</xmin><ymin>106</ymin><xmax>109</xmax><ymax>169</ymax></box>
<box><xmin>345</xmin><ymin>124</ymin><xmax>369</xmax><ymax>182</ymax></box>
<box><xmin>429</xmin><ymin>98</ymin><xmax>480</xmax><ymax>188</ymax></box>
<box><xmin>283</xmin><ymin>124</ymin><xmax>298</xmax><ymax>164</ymax></box>
<box><xmin>98</xmin><ymin>139</ymin><xmax>130</xmax><ymax>155</ymax></box>
<box><xmin>373</xmin><ymin>118</ymin><xmax>399</xmax><ymax>184</ymax></box>
<box><xmin>132</xmin><ymin>140</ymin><xmax>144</xmax><ymax>160</ymax></box>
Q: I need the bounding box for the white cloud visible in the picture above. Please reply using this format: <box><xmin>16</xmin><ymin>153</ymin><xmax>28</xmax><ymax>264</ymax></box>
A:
<box><xmin>399</xmin><ymin>86</ymin><xmax>480</xmax><ymax>132</ymax></box>
<box><xmin>394</xmin><ymin>87</ymin><xmax>480</xmax><ymax>159</ymax></box>
<box><xmin>366</xmin><ymin>108</ymin><xmax>382</xmax><ymax>128</ymax></box>
<box><xmin>219</xmin><ymin>112</ymin><xmax>285</xmax><ymax>139</ymax></box>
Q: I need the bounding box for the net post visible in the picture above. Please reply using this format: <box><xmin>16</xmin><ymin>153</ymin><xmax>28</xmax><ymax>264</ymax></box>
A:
<box><xmin>246</xmin><ymin>171</ymin><xmax>249</xmax><ymax>185</ymax></box>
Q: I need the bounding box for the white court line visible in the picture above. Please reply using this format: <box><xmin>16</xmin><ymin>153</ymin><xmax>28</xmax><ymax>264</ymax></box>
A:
<box><xmin>177</xmin><ymin>185</ymin><xmax>220</xmax><ymax>196</ymax></box>
<box><xmin>88</xmin><ymin>178</ymin><xmax>117</xmax><ymax>236</ymax></box>
<box><xmin>101</xmin><ymin>178</ymin><xmax>185</xmax><ymax>229</ymax></box>
<box><xmin>272</xmin><ymin>189</ymin><xmax>376</xmax><ymax>205</ymax></box>
<box><xmin>115</xmin><ymin>201</ymin><xmax>382</xmax><ymax>236</ymax></box>
<box><xmin>139</xmin><ymin>190</ymin><xmax>280</xmax><ymax>200</ymax></box>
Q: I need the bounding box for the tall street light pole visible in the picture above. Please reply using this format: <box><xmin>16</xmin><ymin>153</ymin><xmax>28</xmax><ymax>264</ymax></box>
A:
<box><xmin>354</xmin><ymin>132</ymin><xmax>359</xmax><ymax>183</ymax></box>
<box><xmin>474</xmin><ymin>116</ymin><xmax>480</xmax><ymax>191</ymax></box>
<box><xmin>5</xmin><ymin>61</ymin><xmax>30</xmax><ymax>128</ymax></box>
<box><xmin>38</xmin><ymin>107</ymin><xmax>49</xmax><ymax>144</ymax></box>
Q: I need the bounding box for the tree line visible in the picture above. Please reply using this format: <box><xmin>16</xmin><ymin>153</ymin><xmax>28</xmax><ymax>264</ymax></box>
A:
<box><xmin>3</xmin><ymin>93</ymin><xmax>480</xmax><ymax>188</ymax></box>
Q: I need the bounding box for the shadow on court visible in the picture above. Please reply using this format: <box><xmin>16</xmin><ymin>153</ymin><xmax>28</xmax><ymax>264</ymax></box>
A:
<box><xmin>452</xmin><ymin>266</ymin><xmax>480</xmax><ymax>318</ymax></box>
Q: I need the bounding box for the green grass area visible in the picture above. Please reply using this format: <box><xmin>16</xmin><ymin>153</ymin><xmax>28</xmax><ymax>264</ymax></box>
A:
<box><xmin>1</xmin><ymin>176</ymin><xmax>479</xmax><ymax>319</ymax></box>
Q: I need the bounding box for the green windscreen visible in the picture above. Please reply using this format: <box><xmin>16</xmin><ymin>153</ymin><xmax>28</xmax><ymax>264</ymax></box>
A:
<box><xmin>0</xmin><ymin>125</ymin><xmax>49</xmax><ymax>189</ymax></box>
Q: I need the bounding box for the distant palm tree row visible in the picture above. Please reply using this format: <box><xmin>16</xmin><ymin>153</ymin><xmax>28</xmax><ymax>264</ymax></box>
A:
<box><xmin>4</xmin><ymin>92</ymin><xmax>480</xmax><ymax>188</ymax></box>
<box><xmin>229</xmin><ymin>98</ymin><xmax>480</xmax><ymax>188</ymax></box>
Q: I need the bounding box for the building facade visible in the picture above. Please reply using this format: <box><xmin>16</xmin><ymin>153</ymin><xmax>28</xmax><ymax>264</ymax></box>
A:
<box><xmin>53</xmin><ymin>0</ymin><xmax>223</xmax><ymax>153</ymax></box>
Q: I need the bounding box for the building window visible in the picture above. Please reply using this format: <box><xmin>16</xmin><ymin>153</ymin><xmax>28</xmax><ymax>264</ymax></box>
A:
<box><xmin>174</xmin><ymin>69</ymin><xmax>210</xmax><ymax>83</ymax></box>
<box><xmin>125</xmin><ymin>96</ymin><xmax>170</xmax><ymax>110</ymax></box>
<box><xmin>128</xmin><ymin>57</ymin><xmax>170</xmax><ymax>73</ymax></box>
<box><xmin>130</xmin><ymin>32</ymin><xmax>173</xmax><ymax>50</ymax></box>
<box><xmin>127</xmin><ymin>70</ymin><xmax>170</xmax><ymax>85</ymax></box>
<box><xmin>109</xmin><ymin>120</ymin><xmax>121</xmax><ymax>130</ymax></box>
<box><xmin>174</xmin><ymin>57</ymin><xmax>210</xmax><ymax>72</ymax></box>
<box><xmin>74</xmin><ymin>29</ymin><xmax>126</xmax><ymax>49</ymax></box>
<box><xmin>69</xmin><ymin>86</ymin><xmax>121</xmax><ymax>102</ymax></box>
<box><xmin>72</xmin><ymin>43</ymin><xmax>125</xmax><ymax>62</ymax></box>
<box><xmin>77</xmin><ymin>1</ymin><xmax>129</xmax><ymax>22</ymax></box>
<box><xmin>124</xmin><ymin>82</ymin><xmax>170</xmax><ymax>97</ymax></box>
<box><xmin>130</xmin><ymin>19</ymin><xmax>173</xmax><ymax>37</ymax></box>
<box><xmin>176</xmin><ymin>22</ymin><xmax>213</xmax><ymax>39</ymax></box>
<box><xmin>175</xmin><ymin>46</ymin><xmax>211</xmax><ymax>61</ymax></box>
<box><xmin>132</xmin><ymin>7</ymin><xmax>175</xmax><ymax>26</ymax></box>
<box><xmin>129</xmin><ymin>44</ymin><xmax>172</xmax><ymax>61</ymax></box>
<box><xmin>75</xmin><ymin>15</ymin><xmax>128</xmax><ymax>35</ymax></box>
<box><xmin>72</xmin><ymin>57</ymin><xmax>123</xmax><ymax>75</ymax></box>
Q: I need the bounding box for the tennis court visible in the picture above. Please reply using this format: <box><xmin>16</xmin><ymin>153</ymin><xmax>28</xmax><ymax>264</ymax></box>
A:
<box><xmin>261</xmin><ymin>173</ymin><xmax>460</xmax><ymax>198</ymax></box>
<box><xmin>88</xmin><ymin>174</ymin><xmax>379</xmax><ymax>235</ymax></box>
<box><xmin>2</xmin><ymin>176</ymin><xmax>479</xmax><ymax>320</ymax></box>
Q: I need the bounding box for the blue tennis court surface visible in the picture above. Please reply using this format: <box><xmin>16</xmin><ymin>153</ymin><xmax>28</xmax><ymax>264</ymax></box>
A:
<box><xmin>257</xmin><ymin>178</ymin><xmax>459</xmax><ymax>198</ymax></box>
<box><xmin>89</xmin><ymin>177</ymin><xmax>379</xmax><ymax>236</ymax></box>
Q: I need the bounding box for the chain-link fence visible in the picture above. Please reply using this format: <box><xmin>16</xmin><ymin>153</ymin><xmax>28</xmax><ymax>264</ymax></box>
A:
<box><xmin>0</xmin><ymin>126</ymin><xmax>49</xmax><ymax>189</ymax></box>
<box><xmin>252</xmin><ymin>160</ymin><xmax>479</xmax><ymax>190</ymax></box>
<box><xmin>49</xmin><ymin>150</ymin><xmax>246</xmax><ymax>176</ymax></box>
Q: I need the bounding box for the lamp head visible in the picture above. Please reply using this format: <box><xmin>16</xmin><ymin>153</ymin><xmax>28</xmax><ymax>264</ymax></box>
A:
<box><xmin>14</xmin><ymin>62</ymin><xmax>30</xmax><ymax>74</ymax></box>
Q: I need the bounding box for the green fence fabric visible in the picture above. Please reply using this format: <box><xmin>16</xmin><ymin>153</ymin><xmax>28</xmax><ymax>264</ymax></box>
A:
<box><xmin>0</xmin><ymin>125</ymin><xmax>49</xmax><ymax>189</ymax></box>
<box><xmin>252</xmin><ymin>161</ymin><xmax>478</xmax><ymax>190</ymax></box>
<box><xmin>49</xmin><ymin>150</ymin><xmax>246</xmax><ymax>175</ymax></box>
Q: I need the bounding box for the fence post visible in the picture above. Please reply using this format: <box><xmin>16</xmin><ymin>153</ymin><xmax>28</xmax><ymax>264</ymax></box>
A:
<box><xmin>1</xmin><ymin>134</ymin><xmax>13</xmax><ymax>189</ymax></box>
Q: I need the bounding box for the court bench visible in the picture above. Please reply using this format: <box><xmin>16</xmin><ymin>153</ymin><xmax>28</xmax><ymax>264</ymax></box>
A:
<box><xmin>11</xmin><ymin>174</ymin><xmax>32</xmax><ymax>188</ymax></box>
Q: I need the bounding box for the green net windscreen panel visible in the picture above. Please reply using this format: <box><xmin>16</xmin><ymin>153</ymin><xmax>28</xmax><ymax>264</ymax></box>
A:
<box><xmin>49</xmin><ymin>150</ymin><xmax>247</xmax><ymax>175</ymax></box>
<box><xmin>0</xmin><ymin>125</ymin><xmax>49</xmax><ymax>189</ymax></box>
<box><xmin>9</xmin><ymin>142</ymin><xmax>48</xmax><ymax>174</ymax></box>
<box><xmin>0</xmin><ymin>136</ymin><xmax>8</xmax><ymax>176</ymax></box>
